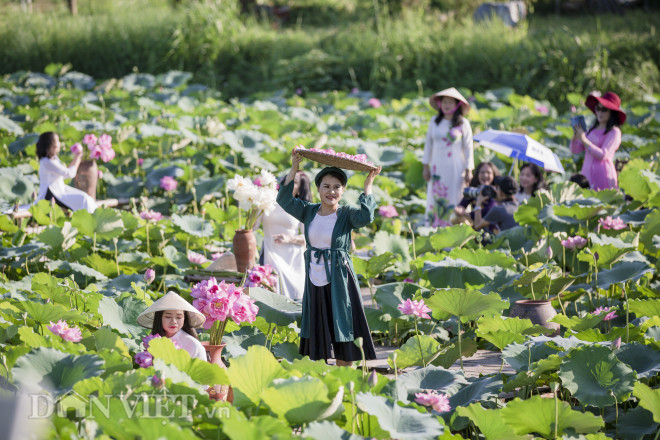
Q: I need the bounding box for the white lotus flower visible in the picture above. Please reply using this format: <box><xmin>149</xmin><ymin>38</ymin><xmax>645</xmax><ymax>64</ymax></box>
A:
<box><xmin>258</xmin><ymin>169</ymin><xmax>278</xmax><ymax>189</ymax></box>
<box><xmin>227</xmin><ymin>175</ymin><xmax>249</xmax><ymax>192</ymax></box>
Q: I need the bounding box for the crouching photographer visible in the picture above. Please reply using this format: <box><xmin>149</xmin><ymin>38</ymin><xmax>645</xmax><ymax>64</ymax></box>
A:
<box><xmin>452</xmin><ymin>162</ymin><xmax>500</xmax><ymax>227</ymax></box>
<box><xmin>472</xmin><ymin>176</ymin><xmax>519</xmax><ymax>234</ymax></box>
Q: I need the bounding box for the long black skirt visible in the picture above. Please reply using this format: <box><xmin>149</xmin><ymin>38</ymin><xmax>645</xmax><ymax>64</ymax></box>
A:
<box><xmin>299</xmin><ymin>274</ymin><xmax>377</xmax><ymax>362</ymax></box>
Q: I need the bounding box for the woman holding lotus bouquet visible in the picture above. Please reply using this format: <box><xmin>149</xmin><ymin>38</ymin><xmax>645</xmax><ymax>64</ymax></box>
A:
<box><xmin>277</xmin><ymin>149</ymin><xmax>381</xmax><ymax>366</ymax></box>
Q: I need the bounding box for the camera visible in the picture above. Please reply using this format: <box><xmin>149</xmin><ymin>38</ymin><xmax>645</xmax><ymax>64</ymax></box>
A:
<box><xmin>463</xmin><ymin>185</ymin><xmax>496</xmax><ymax>200</ymax></box>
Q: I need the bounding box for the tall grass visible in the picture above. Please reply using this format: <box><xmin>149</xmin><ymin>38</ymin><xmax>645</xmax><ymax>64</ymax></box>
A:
<box><xmin>0</xmin><ymin>0</ymin><xmax>658</xmax><ymax>108</ymax></box>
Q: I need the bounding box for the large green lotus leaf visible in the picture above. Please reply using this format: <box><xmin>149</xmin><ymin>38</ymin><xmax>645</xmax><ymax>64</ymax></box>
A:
<box><xmin>595</xmin><ymin>260</ymin><xmax>654</xmax><ymax>289</ymax></box>
<box><xmin>477</xmin><ymin>316</ymin><xmax>549</xmax><ymax>336</ymax></box>
<box><xmin>281</xmin><ymin>357</ymin><xmax>332</xmax><ymax>376</ymax></box>
<box><xmin>93</xmin><ymin>328</ymin><xmax>129</xmax><ymax>358</ymax></box>
<box><xmin>423</xmin><ymin>257</ymin><xmax>499</xmax><ymax>289</ymax></box>
<box><xmin>431</xmin><ymin>339</ymin><xmax>478</xmax><ymax>369</ymax></box>
<box><xmin>549</xmin><ymin>313</ymin><xmax>606</xmax><ymax>332</ymax></box>
<box><xmin>0</xmin><ymin>115</ymin><xmax>24</xmax><ymax>135</ymax></box>
<box><xmin>145</xmin><ymin>165</ymin><xmax>185</xmax><ymax>190</ymax></box>
<box><xmin>304</xmin><ymin>421</ymin><xmax>362</xmax><ymax>440</ymax></box>
<box><xmin>356</xmin><ymin>143</ymin><xmax>404</xmax><ymax>167</ymax></box>
<box><xmin>615</xmin><ymin>343</ymin><xmax>660</xmax><ymax>379</ymax></box>
<box><xmin>456</xmin><ymin>403</ymin><xmax>531</xmax><ymax>440</ymax></box>
<box><xmin>477</xmin><ymin>330</ymin><xmax>525</xmax><ymax>350</ymax></box>
<box><xmin>222</xmin><ymin>326</ymin><xmax>267</xmax><ymax>358</ymax></box>
<box><xmin>447</xmin><ymin>375</ymin><xmax>501</xmax><ymax>411</ymax></box>
<box><xmin>227</xmin><ymin>345</ymin><xmax>288</xmax><ymax>407</ymax></box>
<box><xmin>388</xmin><ymin>335</ymin><xmax>441</xmax><ymax>369</ymax></box>
<box><xmin>384</xmin><ymin>366</ymin><xmax>468</xmax><ymax>403</ymax></box>
<box><xmin>538</xmin><ymin>205</ymin><xmax>582</xmax><ymax>232</ymax></box>
<box><xmin>448</xmin><ymin>248</ymin><xmax>516</xmax><ymax>269</ymax></box>
<box><xmin>248</xmin><ymin>286</ymin><xmax>302</xmax><ymax>326</ymax></box>
<box><xmin>0</xmin><ymin>214</ymin><xmax>18</xmax><ymax>233</ymax></box>
<box><xmin>261</xmin><ymin>376</ymin><xmax>344</xmax><ymax>425</ymax></box>
<box><xmin>272</xmin><ymin>342</ymin><xmax>303</xmax><ymax>362</ymax></box>
<box><xmin>72</xmin><ymin>369</ymin><xmax>150</xmax><ymax>397</ymax></box>
<box><xmin>503</xmin><ymin>355</ymin><xmax>563</xmax><ymax>392</ymax></box>
<box><xmin>356</xmin><ymin>392</ymin><xmax>445</xmax><ymax>439</ymax></box>
<box><xmin>353</xmin><ymin>252</ymin><xmax>397</xmax><ymax>280</ymax></box>
<box><xmin>0</xmin><ymin>168</ymin><xmax>34</xmax><ymax>203</ymax></box>
<box><xmin>558</xmin><ymin>345</ymin><xmax>636</xmax><ymax>407</ymax></box>
<box><xmin>171</xmin><ymin>214</ymin><xmax>214</xmax><ymax>238</ymax></box>
<box><xmin>105</xmin><ymin>175</ymin><xmax>143</xmax><ymax>199</ymax></box>
<box><xmin>572</xmin><ymin>326</ymin><xmax>643</xmax><ymax>343</ymax></box>
<box><xmin>45</xmin><ymin>260</ymin><xmax>108</xmax><ymax>282</ymax></box>
<box><xmin>222</xmin><ymin>410</ymin><xmax>292</xmax><ymax>440</ymax></box>
<box><xmin>0</xmin><ymin>243</ymin><xmax>43</xmax><ymax>260</ymax></box>
<box><xmin>577</xmin><ymin>244</ymin><xmax>633</xmax><ymax>269</ymax></box>
<box><xmin>430</xmin><ymin>225</ymin><xmax>479</xmax><ymax>250</ymax></box>
<box><xmin>639</xmin><ymin>208</ymin><xmax>660</xmax><ymax>256</ymax></box>
<box><xmin>619</xmin><ymin>159</ymin><xmax>659</xmax><ymax>203</ymax></box>
<box><xmin>148</xmin><ymin>338</ymin><xmax>228</xmax><ymax>386</ymax></box>
<box><xmin>633</xmin><ymin>382</ymin><xmax>660</xmax><ymax>423</ymax></box>
<box><xmin>501</xmin><ymin>395</ymin><xmax>603</xmax><ymax>437</ymax></box>
<box><xmin>374</xmin><ymin>282</ymin><xmax>430</xmax><ymax>318</ymax></box>
<box><xmin>81</xmin><ymin>253</ymin><xmax>118</xmax><ymax>277</ymax></box>
<box><xmin>373</xmin><ymin>231</ymin><xmax>411</xmax><ymax>272</ymax></box>
<box><xmin>71</xmin><ymin>208</ymin><xmax>124</xmax><ymax>241</ymax></box>
<box><xmin>629</xmin><ymin>299</ymin><xmax>660</xmax><ymax>319</ymax></box>
<box><xmin>97</xmin><ymin>296</ymin><xmax>148</xmax><ymax>338</ymax></box>
<box><xmin>552</xmin><ymin>199</ymin><xmax>606</xmax><ymax>221</ymax></box>
<box><xmin>21</xmin><ymin>301</ymin><xmax>85</xmax><ymax>325</ymax></box>
<box><xmin>28</xmin><ymin>199</ymin><xmax>66</xmax><ymax>226</ymax></box>
<box><xmin>426</xmin><ymin>289</ymin><xmax>508</xmax><ymax>322</ymax></box>
<box><xmin>12</xmin><ymin>347</ymin><xmax>104</xmax><ymax>396</ymax></box>
<box><xmin>616</xmin><ymin>405</ymin><xmax>659</xmax><ymax>440</ymax></box>
<box><xmin>8</xmin><ymin>133</ymin><xmax>39</xmax><ymax>154</ymax></box>
<box><xmin>38</xmin><ymin>222</ymin><xmax>78</xmax><ymax>257</ymax></box>
<box><xmin>502</xmin><ymin>341</ymin><xmax>561</xmax><ymax>372</ymax></box>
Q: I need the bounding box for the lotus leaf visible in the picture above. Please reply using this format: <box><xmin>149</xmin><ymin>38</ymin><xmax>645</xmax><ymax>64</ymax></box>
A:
<box><xmin>426</xmin><ymin>289</ymin><xmax>508</xmax><ymax>322</ymax></box>
<box><xmin>615</xmin><ymin>405</ymin><xmax>659</xmax><ymax>440</ymax></box>
<box><xmin>12</xmin><ymin>347</ymin><xmax>104</xmax><ymax>396</ymax></box>
<box><xmin>249</xmin><ymin>286</ymin><xmax>302</xmax><ymax>326</ymax></box>
<box><xmin>633</xmin><ymin>382</ymin><xmax>660</xmax><ymax>423</ymax></box>
<box><xmin>261</xmin><ymin>376</ymin><xmax>344</xmax><ymax>424</ymax></box>
<box><xmin>38</xmin><ymin>222</ymin><xmax>78</xmax><ymax>257</ymax></box>
<box><xmin>171</xmin><ymin>214</ymin><xmax>214</xmax><ymax>238</ymax></box>
<box><xmin>594</xmin><ymin>260</ymin><xmax>654</xmax><ymax>289</ymax></box>
<box><xmin>98</xmin><ymin>296</ymin><xmax>148</xmax><ymax>338</ymax></box>
<box><xmin>227</xmin><ymin>345</ymin><xmax>288</xmax><ymax>407</ymax></box>
<box><xmin>456</xmin><ymin>403</ymin><xmax>531</xmax><ymax>440</ymax></box>
<box><xmin>549</xmin><ymin>313</ymin><xmax>607</xmax><ymax>332</ymax></box>
<box><xmin>28</xmin><ymin>199</ymin><xmax>66</xmax><ymax>226</ymax></box>
<box><xmin>384</xmin><ymin>366</ymin><xmax>468</xmax><ymax>403</ymax></box>
<box><xmin>373</xmin><ymin>231</ymin><xmax>412</xmax><ymax>273</ymax></box>
<box><xmin>388</xmin><ymin>335</ymin><xmax>441</xmax><ymax>369</ymax></box>
<box><xmin>429</xmin><ymin>225</ymin><xmax>479</xmax><ymax>250</ymax></box>
<box><xmin>0</xmin><ymin>114</ymin><xmax>24</xmax><ymax>135</ymax></box>
<box><xmin>21</xmin><ymin>301</ymin><xmax>84</xmax><ymax>325</ymax></box>
<box><xmin>373</xmin><ymin>282</ymin><xmax>430</xmax><ymax>318</ymax></box>
<box><xmin>71</xmin><ymin>208</ymin><xmax>124</xmax><ymax>241</ymax></box>
<box><xmin>223</xmin><ymin>411</ymin><xmax>293</xmax><ymax>440</ymax></box>
<box><xmin>501</xmin><ymin>395</ymin><xmax>604</xmax><ymax>437</ymax></box>
<box><xmin>222</xmin><ymin>326</ymin><xmax>267</xmax><ymax>358</ymax></box>
<box><xmin>558</xmin><ymin>345</ymin><xmax>636</xmax><ymax>407</ymax></box>
<box><xmin>356</xmin><ymin>392</ymin><xmax>445</xmax><ymax>439</ymax></box>
<box><xmin>502</xmin><ymin>341</ymin><xmax>562</xmax><ymax>372</ymax></box>
<box><xmin>628</xmin><ymin>299</ymin><xmax>660</xmax><ymax>319</ymax></box>
<box><xmin>431</xmin><ymin>339</ymin><xmax>478</xmax><ymax>369</ymax></box>
<box><xmin>615</xmin><ymin>343</ymin><xmax>660</xmax><ymax>379</ymax></box>
<box><xmin>304</xmin><ymin>421</ymin><xmax>362</xmax><ymax>440</ymax></box>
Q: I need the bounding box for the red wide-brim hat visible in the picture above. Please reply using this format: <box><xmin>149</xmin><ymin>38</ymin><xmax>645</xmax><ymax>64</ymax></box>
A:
<box><xmin>585</xmin><ymin>91</ymin><xmax>626</xmax><ymax>125</ymax></box>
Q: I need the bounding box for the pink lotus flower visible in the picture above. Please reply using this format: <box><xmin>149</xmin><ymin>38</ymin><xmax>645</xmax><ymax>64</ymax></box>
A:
<box><xmin>351</xmin><ymin>87</ymin><xmax>359</xmax><ymax>93</ymax></box>
<box><xmin>70</xmin><ymin>143</ymin><xmax>83</xmax><ymax>155</ymax></box>
<box><xmin>190</xmin><ymin>278</ymin><xmax>259</xmax><ymax>335</ymax></box>
<box><xmin>100</xmin><ymin>147</ymin><xmax>115</xmax><ymax>163</ymax></box>
<box><xmin>378</xmin><ymin>205</ymin><xmax>399</xmax><ymax>218</ymax></box>
<box><xmin>571</xmin><ymin>105</ymin><xmax>577</xmax><ymax>113</ymax></box>
<box><xmin>143</xmin><ymin>268</ymin><xmax>156</xmax><ymax>284</ymax></box>
<box><xmin>160</xmin><ymin>176</ymin><xmax>178</xmax><ymax>192</ymax></box>
<box><xmin>211</xmin><ymin>252</ymin><xmax>224</xmax><ymax>261</ymax></box>
<box><xmin>368</xmin><ymin>98</ymin><xmax>381</xmax><ymax>108</ymax></box>
<box><xmin>599</xmin><ymin>216</ymin><xmax>626</xmax><ymax>230</ymax></box>
<box><xmin>592</xmin><ymin>306</ymin><xmax>618</xmax><ymax>321</ymax></box>
<box><xmin>83</xmin><ymin>134</ymin><xmax>98</xmax><ymax>147</ymax></box>
<box><xmin>140</xmin><ymin>210</ymin><xmax>163</xmax><ymax>222</ymax></box>
<box><xmin>97</xmin><ymin>170</ymin><xmax>104</xmax><ymax>179</ymax></box>
<box><xmin>151</xmin><ymin>374</ymin><xmax>163</xmax><ymax>388</ymax></box>
<box><xmin>188</xmin><ymin>251</ymin><xmax>209</xmax><ymax>265</ymax></box>
<box><xmin>415</xmin><ymin>391</ymin><xmax>451</xmax><ymax>413</ymax></box>
<box><xmin>47</xmin><ymin>320</ymin><xmax>82</xmax><ymax>342</ymax></box>
<box><xmin>142</xmin><ymin>333</ymin><xmax>161</xmax><ymax>349</ymax></box>
<box><xmin>561</xmin><ymin>236</ymin><xmax>587</xmax><ymax>250</ymax></box>
<box><xmin>89</xmin><ymin>146</ymin><xmax>103</xmax><ymax>160</ymax></box>
<box><xmin>536</xmin><ymin>105</ymin><xmax>549</xmax><ymax>115</ymax></box>
<box><xmin>295</xmin><ymin>88</ymin><xmax>303</xmax><ymax>95</ymax></box>
<box><xmin>98</xmin><ymin>134</ymin><xmax>112</xmax><ymax>148</ymax></box>
<box><xmin>403</xmin><ymin>278</ymin><xmax>414</xmax><ymax>283</ymax></box>
<box><xmin>398</xmin><ymin>298</ymin><xmax>432</xmax><ymax>319</ymax></box>
<box><xmin>245</xmin><ymin>264</ymin><xmax>278</xmax><ymax>290</ymax></box>
<box><xmin>611</xmin><ymin>337</ymin><xmax>621</xmax><ymax>350</ymax></box>
<box><xmin>134</xmin><ymin>351</ymin><xmax>153</xmax><ymax>368</ymax></box>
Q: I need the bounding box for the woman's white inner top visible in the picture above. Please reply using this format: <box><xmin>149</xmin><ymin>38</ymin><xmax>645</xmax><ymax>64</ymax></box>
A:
<box><xmin>307</xmin><ymin>211</ymin><xmax>338</xmax><ymax>286</ymax></box>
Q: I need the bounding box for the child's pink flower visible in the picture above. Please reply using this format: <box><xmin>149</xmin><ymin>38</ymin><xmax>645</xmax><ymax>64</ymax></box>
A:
<box><xmin>70</xmin><ymin>143</ymin><xmax>83</xmax><ymax>155</ymax></box>
<box><xmin>368</xmin><ymin>98</ymin><xmax>381</xmax><ymax>108</ymax></box>
<box><xmin>415</xmin><ymin>391</ymin><xmax>451</xmax><ymax>413</ymax></box>
<box><xmin>592</xmin><ymin>306</ymin><xmax>618</xmax><ymax>321</ymax></box>
<box><xmin>160</xmin><ymin>176</ymin><xmax>178</xmax><ymax>192</ymax></box>
<box><xmin>560</xmin><ymin>236</ymin><xmax>587</xmax><ymax>250</ymax></box>
<box><xmin>599</xmin><ymin>216</ymin><xmax>626</xmax><ymax>230</ymax></box>
<box><xmin>188</xmin><ymin>251</ymin><xmax>209</xmax><ymax>265</ymax></box>
<box><xmin>378</xmin><ymin>205</ymin><xmax>399</xmax><ymax>218</ymax></box>
<box><xmin>397</xmin><ymin>299</ymin><xmax>432</xmax><ymax>319</ymax></box>
<box><xmin>134</xmin><ymin>351</ymin><xmax>153</xmax><ymax>368</ymax></box>
<box><xmin>83</xmin><ymin>134</ymin><xmax>98</xmax><ymax>147</ymax></box>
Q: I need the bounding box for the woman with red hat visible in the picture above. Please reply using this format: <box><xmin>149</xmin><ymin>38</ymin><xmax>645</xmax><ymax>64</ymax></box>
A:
<box><xmin>570</xmin><ymin>91</ymin><xmax>626</xmax><ymax>190</ymax></box>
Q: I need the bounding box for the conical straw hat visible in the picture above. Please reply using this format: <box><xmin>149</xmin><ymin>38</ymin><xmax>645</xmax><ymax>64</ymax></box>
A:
<box><xmin>137</xmin><ymin>291</ymin><xmax>206</xmax><ymax>328</ymax></box>
<box><xmin>429</xmin><ymin>87</ymin><xmax>470</xmax><ymax>114</ymax></box>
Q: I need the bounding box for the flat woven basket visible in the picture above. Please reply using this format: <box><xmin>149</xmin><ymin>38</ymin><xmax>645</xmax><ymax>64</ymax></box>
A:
<box><xmin>296</xmin><ymin>149</ymin><xmax>378</xmax><ymax>172</ymax></box>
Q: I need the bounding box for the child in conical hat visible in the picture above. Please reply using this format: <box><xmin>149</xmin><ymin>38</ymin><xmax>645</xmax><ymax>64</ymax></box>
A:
<box><xmin>137</xmin><ymin>291</ymin><xmax>207</xmax><ymax>361</ymax></box>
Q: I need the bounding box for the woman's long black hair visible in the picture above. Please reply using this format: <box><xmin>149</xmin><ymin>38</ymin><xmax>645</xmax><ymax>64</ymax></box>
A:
<box><xmin>434</xmin><ymin>100</ymin><xmax>464</xmax><ymax>128</ymax></box>
<box><xmin>36</xmin><ymin>132</ymin><xmax>57</xmax><ymax>159</ymax></box>
<box><xmin>587</xmin><ymin>110</ymin><xmax>620</xmax><ymax>135</ymax></box>
<box><xmin>296</xmin><ymin>171</ymin><xmax>313</xmax><ymax>201</ymax></box>
<box><xmin>151</xmin><ymin>310</ymin><xmax>199</xmax><ymax>339</ymax></box>
<box><xmin>519</xmin><ymin>163</ymin><xmax>545</xmax><ymax>196</ymax></box>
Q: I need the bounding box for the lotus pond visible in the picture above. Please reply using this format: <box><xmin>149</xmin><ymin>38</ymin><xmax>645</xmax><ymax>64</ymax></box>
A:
<box><xmin>0</xmin><ymin>69</ymin><xmax>659</xmax><ymax>439</ymax></box>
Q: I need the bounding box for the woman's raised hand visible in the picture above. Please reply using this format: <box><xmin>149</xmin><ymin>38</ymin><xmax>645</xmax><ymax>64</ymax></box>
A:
<box><xmin>364</xmin><ymin>166</ymin><xmax>382</xmax><ymax>195</ymax></box>
<box><xmin>284</xmin><ymin>148</ymin><xmax>304</xmax><ymax>185</ymax></box>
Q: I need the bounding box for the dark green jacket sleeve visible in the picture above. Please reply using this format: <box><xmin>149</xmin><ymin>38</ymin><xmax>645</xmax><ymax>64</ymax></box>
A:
<box><xmin>347</xmin><ymin>193</ymin><xmax>377</xmax><ymax>228</ymax></box>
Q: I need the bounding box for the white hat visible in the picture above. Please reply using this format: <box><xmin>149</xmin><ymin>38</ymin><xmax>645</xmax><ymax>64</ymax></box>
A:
<box><xmin>137</xmin><ymin>291</ymin><xmax>206</xmax><ymax>328</ymax></box>
<box><xmin>429</xmin><ymin>87</ymin><xmax>470</xmax><ymax>114</ymax></box>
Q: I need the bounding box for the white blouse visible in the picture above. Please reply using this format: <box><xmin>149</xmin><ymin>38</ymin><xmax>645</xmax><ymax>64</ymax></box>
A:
<box><xmin>307</xmin><ymin>211</ymin><xmax>338</xmax><ymax>287</ymax></box>
<box><xmin>37</xmin><ymin>156</ymin><xmax>96</xmax><ymax>213</ymax></box>
<box><xmin>171</xmin><ymin>330</ymin><xmax>207</xmax><ymax>361</ymax></box>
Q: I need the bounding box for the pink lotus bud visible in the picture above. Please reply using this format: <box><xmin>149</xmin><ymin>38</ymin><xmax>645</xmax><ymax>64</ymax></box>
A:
<box><xmin>611</xmin><ymin>337</ymin><xmax>621</xmax><ymax>350</ymax></box>
<box><xmin>70</xmin><ymin>143</ymin><xmax>83</xmax><ymax>155</ymax></box>
<box><xmin>144</xmin><ymin>268</ymin><xmax>155</xmax><ymax>284</ymax></box>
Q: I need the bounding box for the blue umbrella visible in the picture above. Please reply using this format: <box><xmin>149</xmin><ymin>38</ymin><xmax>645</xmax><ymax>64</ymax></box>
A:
<box><xmin>473</xmin><ymin>129</ymin><xmax>565</xmax><ymax>174</ymax></box>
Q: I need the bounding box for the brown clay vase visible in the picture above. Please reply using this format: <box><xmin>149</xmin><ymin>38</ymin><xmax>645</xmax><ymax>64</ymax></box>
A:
<box><xmin>201</xmin><ymin>342</ymin><xmax>234</xmax><ymax>403</ymax></box>
<box><xmin>73</xmin><ymin>160</ymin><xmax>98</xmax><ymax>199</ymax></box>
<box><xmin>233</xmin><ymin>229</ymin><xmax>257</xmax><ymax>273</ymax></box>
<box><xmin>509</xmin><ymin>300</ymin><xmax>560</xmax><ymax>336</ymax></box>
